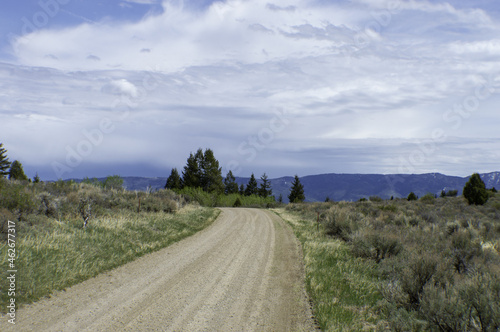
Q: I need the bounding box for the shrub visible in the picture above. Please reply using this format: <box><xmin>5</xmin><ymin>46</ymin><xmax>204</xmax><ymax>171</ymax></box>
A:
<box><xmin>420</xmin><ymin>193</ymin><xmax>436</xmax><ymax>204</ymax></box>
<box><xmin>322</xmin><ymin>209</ymin><xmax>356</xmax><ymax>241</ymax></box>
<box><xmin>449</xmin><ymin>230</ymin><xmax>482</xmax><ymax>274</ymax></box>
<box><xmin>369</xmin><ymin>196</ymin><xmax>383</xmax><ymax>202</ymax></box>
<box><xmin>351</xmin><ymin>230</ymin><xmax>403</xmax><ymax>263</ymax></box>
<box><xmin>233</xmin><ymin>197</ymin><xmax>242</xmax><ymax>207</ymax></box>
<box><xmin>397</xmin><ymin>252</ymin><xmax>438</xmax><ymax>310</ymax></box>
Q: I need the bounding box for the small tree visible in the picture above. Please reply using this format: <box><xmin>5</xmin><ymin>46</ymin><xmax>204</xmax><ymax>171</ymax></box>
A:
<box><xmin>224</xmin><ymin>170</ymin><xmax>239</xmax><ymax>195</ymax></box>
<box><xmin>201</xmin><ymin>149</ymin><xmax>224</xmax><ymax>194</ymax></box>
<box><xmin>104</xmin><ymin>175</ymin><xmax>123</xmax><ymax>190</ymax></box>
<box><xmin>33</xmin><ymin>173</ymin><xmax>41</xmax><ymax>183</ymax></box>
<box><xmin>8</xmin><ymin>160</ymin><xmax>28</xmax><ymax>181</ymax></box>
<box><xmin>0</xmin><ymin>143</ymin><xmax>10</xmax><ymax>178</ymax></box>
<box><xmin>288</xmin><ymin>175</ymin><xmax>305</xmax><ymax>203</ymax></box>
<box><xmin>463</xmin><ymin>173</ymin><xmax>489</xmax><ymax>205</ymax></box>
<box><xmin>258</xmin><ymin>173</ymin><xmax>272</xmax><ymax>198</ymax></box>
<box><xmin>407</xmin><ymin>192</ymin><xmax>418</xmax><ymax>201</ymax></box>
<box><xmin>239</xmin><ymin>184</ymin><xmax>245</xmax><ymax>196</ymax></box>
<box><xmin>245</xmin><ymin>173</ymin><xmax>258</xmax><ymax>196</ymax></box>
<box><xmin>165</xmin><ymin>168</ymin><xmax>182</xmax><ymax>190</ymax></box>
<box><xmin>278</xmin><ymin>193</ymin><xmax>283</xmax><ymax>203</ymax></box>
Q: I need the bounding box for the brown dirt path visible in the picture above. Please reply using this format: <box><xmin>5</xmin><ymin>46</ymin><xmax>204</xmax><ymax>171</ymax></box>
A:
<box><xmin>1</xmin><ymin>208</ymin><xmax>316</xmax><ymax>331</ymax></box>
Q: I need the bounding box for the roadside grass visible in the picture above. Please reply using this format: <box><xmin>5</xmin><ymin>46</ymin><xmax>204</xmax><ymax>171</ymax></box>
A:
<box><xmin>0</xmin><ymin>179</ymin><xmax>219</xmax><ymax>312</ymax></box>
<box><xmin>277</xmin><ymin>194</ymin><xmax>500</xmax><ymax>331</ymax></box>
<box><xmin>275</xmin><ymin>209</ymin><xmax>386</xmax><ymax>331</ymax></box>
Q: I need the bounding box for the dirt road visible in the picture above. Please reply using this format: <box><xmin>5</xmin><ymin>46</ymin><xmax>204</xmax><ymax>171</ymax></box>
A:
<box><xmin>3</xmin><ymin>208</ymin><xmax>316</xmax><ymax>331</ymax></box>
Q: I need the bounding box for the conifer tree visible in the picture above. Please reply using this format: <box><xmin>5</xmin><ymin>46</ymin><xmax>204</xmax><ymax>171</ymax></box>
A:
<box><xmin>165</xmin><ymin>168</ymin><xmax>182</xmax><ymax>190</ymax></box>
<box><xmin>0</xmin><ymin>143</ymin><xmax>10</xmax><ymax>178</ymax></box>
<box><xmin>201</xmin><ymin>149</ymin><xmax>224</xmax><ymax>194</ymax></box>
<box><xmin>239</xmin><ymin>184</ymin><xmax>245</xmax><ymax>196</ymax></box>
<box><xmin>288</xmin><ymin>175</ymin><xmax>305</xmax><ymax>203</ymax></box>
<box><xmin>463</xmin><ymin>173</ymin><xmax>489</xmax><ymax>205</ymax></box>
<box><xmin>182</xmin><ymin>149</ymin><xmax>203</xmax><ymax>188</ymax></box>
<box><xmin>245</xmin><ymin>173</ymin><xmax>258</xmax><ymax>196</ymax></box>
<box><xmin>258</xmin><ymin>173</ymin><xmax>272</xmax><ymax>198</ymax></box>
<box><xmin>8</xmin><ymin>160</ymin><xmax>28</xmax><ymax>181</ymax></box>
<box><xmin>224</xmin><ymin>170</ymin><xmax>239</xmax><ymax>195</ymax></box>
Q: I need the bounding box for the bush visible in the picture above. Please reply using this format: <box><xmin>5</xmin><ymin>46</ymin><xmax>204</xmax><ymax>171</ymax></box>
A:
<box><xmin>419</xmin><ymin>193</ymin><xmax>436</xmax><ymax>204</ymax></box>
<box><xmin>233</xmin><ymin>197</ymin><xmax>242</xmax><ymax>207</ymax></box>
<box><xmin>351</xmin><ymin>230</ymin><xmax>403</xmax><ymax>263</ymax></box>
<box><xmin>322</xmin><ymin>209</ymin><xmax>356</xmax><ymax>241</ymax></box>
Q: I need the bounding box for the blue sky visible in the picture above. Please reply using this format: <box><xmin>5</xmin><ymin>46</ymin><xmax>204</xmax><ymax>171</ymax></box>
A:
<box><xmin>1</xmin><ymin>0</ymin><xmax>500</xmax><ymax>180</ymax></box>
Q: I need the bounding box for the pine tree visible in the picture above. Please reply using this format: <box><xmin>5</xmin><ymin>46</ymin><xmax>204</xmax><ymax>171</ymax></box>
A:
<box><xmin>463</xmin><ymin>173</ymin><xmax>489</xmax><ymax>205</ymax></box>
<box><xmin>182</xmin><ymin>149</ymin><xmax>203</xmax><ymax>188</ymax></box>
<box><xmin>288</xmin><ymin>175</ymin><xmax>305</xmax><ymax>203</ymax></box>
<box><xmin>165</xmin><ymin>168</ymin><xmax>182</xmax><ymax>190</ymax></box>
<box><xmin>258</xmin><ymin>173</ymin><xmax>272</xmax><ymax>198</ymax></box>
<box><xmin>0</xmin><ymin>143</ymin><xmax>10</xmax><ymax>178</ymax></box>
<box><xmin>33</xmin><ymin>173</ymin><xmax>41</xmax><ymax>183</ymax></box>
<box><xmin>8</xmin><ymin>160</ymin><xmax>28</xmax><ymax>181</ymax></box>
<box><xmin>224</xmin><ymin>170</ymin><xmax>239</xmax><ymax>195</ymax></box>
<box><xmin>407</xmin><ymin>192</ymin><xmax>418</xmax><ymax>201</ymax></box>
<box><xmin>245</xmin><ymin>173</ymin><xmax>258</xmax><ymax>196</ymax></box>
<box><xmin>278</xmin><ymin>193</ymin><xmax>283</xmax><ymax>203</ymax></box>
<box><xmin>239</xmin><ymin>184</ymin><xmax>245</xmax><ymax>196</ymax></box>
<box><xmin>201</xmin><ymin>149</ymin><xmax>224</xmax><ymax>194</ymax></box>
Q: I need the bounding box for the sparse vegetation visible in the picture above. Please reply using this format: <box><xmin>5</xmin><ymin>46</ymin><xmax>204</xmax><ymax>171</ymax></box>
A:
<box><xmin>0</xmin><ymin>178</ymin><xmax>219</xmax><ymax>311</ymax></box>
<box><xmin>279</xmin><ymin>192</ymin><xmax>500</xmax><ymax>331</ymax></box>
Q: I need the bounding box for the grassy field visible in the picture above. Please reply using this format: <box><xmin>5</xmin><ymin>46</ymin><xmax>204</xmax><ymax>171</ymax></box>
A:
<box><xmin>277</xmin><ymin>193</ymin><xmax>500</xmax><ymax>331</ymax></box>
<box><xmin>0</xmin><ymin>179</ymin><xmax>219</xmax><ymax>312</ymax></box>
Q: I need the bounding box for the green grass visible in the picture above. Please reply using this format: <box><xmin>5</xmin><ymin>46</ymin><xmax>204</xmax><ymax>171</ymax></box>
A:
<box><xmin>275</xmin><ymin>209</ymin><xmax>386</xmax><ymax>331</ymax></box>
<box><xmin>0</xmin><ymin>206</ymin><xmax>219</xmax><ymax>312</ymax></box>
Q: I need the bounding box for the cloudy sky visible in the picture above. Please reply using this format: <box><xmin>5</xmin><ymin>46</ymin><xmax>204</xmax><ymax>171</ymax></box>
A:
<box><xmin>1</xmin><ymin>0</ymin><xmax>499</xmax><ymax>180</ymax></box>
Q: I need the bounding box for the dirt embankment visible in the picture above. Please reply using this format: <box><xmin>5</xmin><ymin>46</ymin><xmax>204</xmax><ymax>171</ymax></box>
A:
<box><xmin>1</xmin><ymin>208</ymin><xmax>316</xmax><ymax>331</ymax></box>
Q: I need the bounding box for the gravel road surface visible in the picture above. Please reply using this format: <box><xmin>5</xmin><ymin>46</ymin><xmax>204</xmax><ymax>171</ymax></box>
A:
<box><xmin>2</xmin><ymin>208</ymin><xmax>316</xmax><ymax>331</ymax></box>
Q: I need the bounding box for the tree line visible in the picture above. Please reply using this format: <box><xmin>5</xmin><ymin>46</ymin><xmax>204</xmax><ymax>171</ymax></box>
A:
<box><xmin>164</xmin><ymin>148</ymin><xmax>305</xmax><ymax>203</ymax></box>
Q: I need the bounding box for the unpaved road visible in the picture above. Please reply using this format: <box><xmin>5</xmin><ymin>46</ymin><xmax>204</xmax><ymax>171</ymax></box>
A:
<box><xmin>2</xmin><ymin>208</ymin><xmax>316</xmax><ymax>331</ymax></box>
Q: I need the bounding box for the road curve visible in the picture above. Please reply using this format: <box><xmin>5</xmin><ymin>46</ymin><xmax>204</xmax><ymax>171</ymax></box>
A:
<box><xmin>2</xmin><ymin>208</ymin><xmax>316</xmax><ymax>331</ymax></box>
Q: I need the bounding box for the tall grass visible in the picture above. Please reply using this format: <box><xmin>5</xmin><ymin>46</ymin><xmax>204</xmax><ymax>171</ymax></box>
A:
<box><xmin>0</xmin><ymin>179</ymin><xmax>219</xmax><ymax>311</ymax></box>
<box><xmin>275</xmin><ymin>208</ymin><xmax>385</xmax><ymax>331</ymax></box>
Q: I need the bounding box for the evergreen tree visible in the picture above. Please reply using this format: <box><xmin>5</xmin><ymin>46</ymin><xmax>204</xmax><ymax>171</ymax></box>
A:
<box><xmin>165</xmin><ymin>168</ymin><xmax>182</xmax><ymax>190</ymax></box>
<box><xmin>33</xmin><ymin>173</ymin><xmax>41</xmax><ymax>183</ymax></box>
<box><xmin>182</xmin><ymin>149</ymin><xmax>203</xmax><ymax>188</ymax></box>
<box><xmin>407</xmin><ymin>192</ymin><xmax>418</xmax><ymax>201</ymax></box>
<box><xmin>224</xmin><ymin>170</ymin><xmax>239</xmax><ymax>195</ymax></box>
<box><xmin>463</xmin><ymin>173</ymin><xmax>489</xmax><ymax>205</ymax></box>
<box><xmin>201</xmin><ymin>149</ymin><xmax>224</xmax><ymax>194</ymax></box>
<box><xmin>8</xmin><ymin>160</ymin><xmax>28</xmax><ymax>181</ymax></box>
<box><xmin>239</xmin><ymin>184</ymin><xmax>245</xmax><ymax>196</ymax></box>
<box><xmin>0</xmin><ymin>143</ymin><xmax>10</xmax><ymax>178</ymax></box>
<box><xmin>288</xmin><ymin>175</ymin><xmax>305</xmax><ymax>203</ymax></box>
<box><xmin>258</xmin><ymin>173</ymin><xmax>272</xmax><ymax>198</ymax></box>
<box><xmin>245</xmin><ymin>173</ymin><xmax>258</xmax><ymax>196</ymax></box>
<box><xmin>277</xmin><ymin>193</ymin><xmax>283</xmax><ymax>203</ymax></box>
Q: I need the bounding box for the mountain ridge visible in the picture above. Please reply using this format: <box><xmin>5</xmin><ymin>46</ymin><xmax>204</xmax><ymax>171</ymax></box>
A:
<box><xmin>74</xmin><ymin>171</ymin><xmax>500</xmax><ymax>202</ymax></box>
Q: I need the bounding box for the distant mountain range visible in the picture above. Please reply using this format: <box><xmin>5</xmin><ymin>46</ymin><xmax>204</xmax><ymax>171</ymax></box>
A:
<box><xmin>94</xmin><ymin>171</ymin><xmax>500</xmax><ymax>203</ymax></box>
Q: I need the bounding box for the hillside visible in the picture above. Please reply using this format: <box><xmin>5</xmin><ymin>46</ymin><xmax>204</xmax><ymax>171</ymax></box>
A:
<box><xmin>76</xmin><ymin>172</ymin><xmax>500</xmax><ymax>202</ymax></box>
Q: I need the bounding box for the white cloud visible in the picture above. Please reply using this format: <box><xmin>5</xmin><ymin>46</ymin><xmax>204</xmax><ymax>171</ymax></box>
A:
<box><xmin>2</xmin><ymin>0</ymin><xmax>500</xmax><ymax>178</ymax></box>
